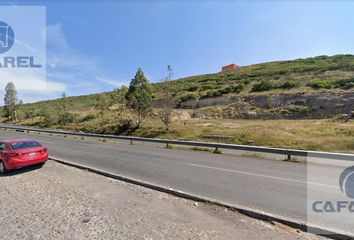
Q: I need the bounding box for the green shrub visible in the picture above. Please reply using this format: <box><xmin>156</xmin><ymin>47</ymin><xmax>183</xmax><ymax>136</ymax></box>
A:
<box><xmin>220</xmin><ymin>86</ymin><xmax>233</xmax><ymax>94</ymax></box>
<box><xmin>23</xmin><ymin>108</ymin><xmax>36</xmax><ymax>119</ymax></box>
<box><xmin>202</xmin><ymin>89</ymin><xmax>223</xmax><ymax>98</ymax></box>
<box><xmin>243</xmin><ymin>79</ymin><xmax>251</xmax><ymax>85</ymax></box>
<box><xmin>77</xmin><ymin>113</ymin><xmax>96</xmax><ymax>123</ymax></box>
<box><xmin>334</xmin><ymin>78</ymin><xmax>354</xmax><ymax>89</ymax></box>
<box><xmin>116</xmin><ymin>119</ymin><xmax>133</xmax><ymax>134</ymax></box>
<box><xmin>213</xmin><ymin>89</ymin><xmax>223</xmax><ymax>97</ymax></box>
<box><xmin>187</xmin><ymin>85</ymin><xmax>199</xmax><ymax>91</ymax></box>
<box><xmin>277</xmin><ymin>81</ymin><xmax>299</xmax><ymax>89</ymax></box>
<box><xmin>58</xmin><ymin>112</ymin><xmax>76</xmax><ymax>125</ymax></box>
<box><xmin>16</xmin><ymin>111</ymin><xmax>25</xmax><ymax>121</ymax></box>
<box><xmin>38</xmin><ymin>109</ymin><xmax>57</xmax><ymax>127</ymax></box>
<box><xmin>252</xmin><ymin>81</ymin><xmax>274</xmax><ymax>92</ymax></box>
<box><xmin>228</xmin><ymin>75</ymin><xmax>242</xmax><ymax>81</ymax></box>
<box><xmin>309</xmin><ymin>78</ymin><xmax>354</xmax><ymax>90</ymax></box>
<box><xmin>201</xmin><ymin>83</ymin><xmax>217</xmax><ymax>90</ymax></box>
<box><xmin>309</xmin><ymin>80</ymin><xmax>333</xmax><ymax>89</ymax></box>
<box><xmin>233</xmin><ymin>84</ymin><xmax>245</xmax><ymax>93</ymax></box>
<box><xmin>179</xmin><ymin>92</ymin><xmax>199</xmax><ymax>102</ymax></box>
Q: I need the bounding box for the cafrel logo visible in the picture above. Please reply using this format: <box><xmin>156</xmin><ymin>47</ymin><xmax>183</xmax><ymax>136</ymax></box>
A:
<box><xmin>339</xmin><ymin>166</ymin><xmax>354</xmax><ymax>199</ymax></box>
<box><xmin>0</xmin><ymin>21</ymin><xmax>14</xmax><ymax>54</ymax></box>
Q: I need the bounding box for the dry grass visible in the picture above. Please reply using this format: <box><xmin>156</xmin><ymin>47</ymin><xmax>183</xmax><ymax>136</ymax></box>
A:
<box><xmin>138</xmin><ymin>117</ymin><xmax>353</xmax><ymax>152</ymax></box>
<box><xmin>7</xmin><ymin>108</ymin><xmax>354</xmax><ymax>153</ymax></box>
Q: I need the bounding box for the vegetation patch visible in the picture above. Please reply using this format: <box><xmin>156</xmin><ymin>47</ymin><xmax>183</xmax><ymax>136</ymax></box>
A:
<box><xmin>308</xmin><ymin>77</ymin><xmax>354</xmax><ymax>90</ymax></box>
<box><xmin>268</xmin><ymin>105</ymin><xmax>311</xmax><ymax>114</ymax></box>
<box><xmin>76</xmin><ymin>113</ymin><xmax>96</xmax><ymax>123</ymax></box>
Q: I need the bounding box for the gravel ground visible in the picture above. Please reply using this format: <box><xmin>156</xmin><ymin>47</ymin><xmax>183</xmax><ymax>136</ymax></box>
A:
<box><xmin>0</xmin><ymin>161</ymin><xmax>324</xmax><ymax>240</ymax></box>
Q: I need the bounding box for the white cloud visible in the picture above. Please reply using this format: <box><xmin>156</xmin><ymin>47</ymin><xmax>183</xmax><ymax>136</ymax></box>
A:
<box><xmin>46</xmin><ymin>23</ymin><xmax>69</xmax><ymax>52</ymax></box>
<box><xmin>0</xmin><ymin>69</ymin><xmax>44</xmax><ymax>91</ymax></box>
<box><xmin>45</xmin><ymin>23</ymin><xmax>128</xmax><ymax>92</ymax></box>
<box><xmin>0</xmin><ymin>23</ymin><xmax>124</xmax><ymax>104</ymax></box>
<box><xmin>48</xmin><ymin>71</ymin><xmax>97</xmax><ymax>88</ymax></box>
<box><xmin>0</xmin><ymin>70</ymin><xmax>65</xmax><ymax>91</ymax></box>
<box><xmin>46</xmin><ymin>23</ymin><xmax>100</xmax><ymax>71</ymax></box>
<box><xmin>0</xmin><ymin>69</ymin><xmax>66</xmax><ymax>104</ymax></box>
<box><xmin>45</xmin><ymin>81</ymin><xmax>66</xmax><ymax>93</ymax></box>
<box><xmin>62</xmin><ymin>15</ymin><xmax>88</xmax><ymax>27</ymax></box>
<box><xmin>95</xmin><ymin>76</ymin><xmax>125</xmax><ymax>87</ymax></box>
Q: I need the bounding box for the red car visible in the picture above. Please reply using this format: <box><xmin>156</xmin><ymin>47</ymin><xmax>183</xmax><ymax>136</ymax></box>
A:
<box><xmin>0</xmin><ymin>139</ymin><xmax>48</xmax><ymax>174</ymax></box>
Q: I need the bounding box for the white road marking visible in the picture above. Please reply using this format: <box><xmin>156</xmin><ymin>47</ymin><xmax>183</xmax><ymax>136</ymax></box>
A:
<box><xmin>187</xmin><ymin>163</ymin><xmax>338</xmax><ymax>189</ymax></box>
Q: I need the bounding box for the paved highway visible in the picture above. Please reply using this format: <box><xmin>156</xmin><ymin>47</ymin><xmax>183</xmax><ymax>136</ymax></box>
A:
<box><xmin>0</xmin><ymin>129</ymin><xmax>353</xmax><ymax>236</ymax></box>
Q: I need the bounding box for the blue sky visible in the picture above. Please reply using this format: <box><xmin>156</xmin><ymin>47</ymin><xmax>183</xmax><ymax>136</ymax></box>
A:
<box><xmin>2</xmin><ymin>0</ymin><xmax>354</xmax><ymax>103</ymax></box>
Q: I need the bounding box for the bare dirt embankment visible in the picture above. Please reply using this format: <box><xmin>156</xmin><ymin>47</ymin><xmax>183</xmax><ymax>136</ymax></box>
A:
<box><xmin>178</xmin><ymin>90</ymin><xmax>354</xmax><ymax>119</ymax></box>
<box><xmin>0</xmin><ymin>161</ymin><xmax>325</xmax><ymax>240</ymax></box>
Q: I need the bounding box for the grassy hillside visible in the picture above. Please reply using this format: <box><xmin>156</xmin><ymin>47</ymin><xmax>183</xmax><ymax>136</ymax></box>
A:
<box><xmin>8</xmin><ymin>54</ymin><xmax>354</xmax><ymax>113</ymax></box>
<box><xmin>1</xmin><ymin>54</ymin><xmax>353</xmax><ymax>152</ymax></box>
<box><xmin>153</xmin><ymin>54</ymin><xmax>354</xmax><ymax>102</ymax></box>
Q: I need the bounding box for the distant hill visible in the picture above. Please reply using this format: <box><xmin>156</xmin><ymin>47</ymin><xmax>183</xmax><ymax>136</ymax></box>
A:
<box><xmin>10</xmin><ymin>54</ymin><xmax>353</xmax><ymax>112</ymax></box>
<box><xmin>153</xmin><ymin>54</ymin><xmax>354</xmax><ymax>102</ymax></box>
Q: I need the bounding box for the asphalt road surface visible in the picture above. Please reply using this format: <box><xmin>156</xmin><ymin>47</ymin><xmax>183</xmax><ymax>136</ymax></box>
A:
<box><xmin>0</xmin><ymin>129</ymin><xmax>353</xmax><ymax>236</ymax></box>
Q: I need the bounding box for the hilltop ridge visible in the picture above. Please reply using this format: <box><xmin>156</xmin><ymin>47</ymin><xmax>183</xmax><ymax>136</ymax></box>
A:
<box><xmin>11</xmin><ymin>54</ymin><xmax>354</xmax><ymax>112</ymax></box>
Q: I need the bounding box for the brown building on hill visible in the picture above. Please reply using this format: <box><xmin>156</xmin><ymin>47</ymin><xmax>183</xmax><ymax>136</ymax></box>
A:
<box><xmin>221</xmin><ymin>64</ymin><xmax>239</xmax><ymax>71</ymax></box>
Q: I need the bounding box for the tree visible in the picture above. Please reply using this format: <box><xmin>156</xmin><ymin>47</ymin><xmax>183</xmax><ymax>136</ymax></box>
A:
<box><xmin>57</xmin><ymin>92</ymin><xmax>72</xmax><ymax>126</ymax></box>
<box><xmin>3</xmin><ymin>82</ymin><xmax>19</xmax><ymax>121</ymax></box>
<box><xmin>95</xmin><ymin>94</ymin><xmax>109</xmax><ymax>124</ymax></box>
<box><xmin>159</xmin><ymin>65</ymin><xmax>177</xmax><ymax>131</ymax></box>
<box><xmin>126</xmin><ymin>68</ymin><xmax>152</xmax><ymax>128</ymax></box>
<box><xmin>112</xmin><ymin>85</ymin><xmax>128</xmax><ymax>125</ymax></box>
<box><xmin>60</xmin><ymin>92</ymin><xmax>67</xmax><ymax>112</ymax></box>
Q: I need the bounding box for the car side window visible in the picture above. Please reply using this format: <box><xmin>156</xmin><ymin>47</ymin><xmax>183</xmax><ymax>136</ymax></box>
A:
<box><xmin>0</xmin><ymin>143</ymin><xmax>6</xmax><ymax>151</ymax></box>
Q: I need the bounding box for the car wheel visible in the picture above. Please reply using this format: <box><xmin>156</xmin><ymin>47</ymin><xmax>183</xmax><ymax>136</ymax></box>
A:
<box><xmin>0</xmin><ymin>160</ymin><xmax>7</xmax><ymax>174</ymax></box>
<box><xmin>38</xmin><ymin>162</ymin><xmax>46</xmax><ymax>168</ymax></box>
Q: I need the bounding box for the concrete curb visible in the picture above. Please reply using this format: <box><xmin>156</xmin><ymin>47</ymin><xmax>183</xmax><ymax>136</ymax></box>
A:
<box><xmin>49</xmin><ymin>156</ymin><xmax>353</xmax><ymax>240</ymax></box>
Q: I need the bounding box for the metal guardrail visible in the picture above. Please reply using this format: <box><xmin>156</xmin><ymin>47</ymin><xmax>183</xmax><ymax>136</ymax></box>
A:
<box><xmin>1</xmin><ymin>125</ymin><xmax>353</xmax><ymax>161</ymax></box>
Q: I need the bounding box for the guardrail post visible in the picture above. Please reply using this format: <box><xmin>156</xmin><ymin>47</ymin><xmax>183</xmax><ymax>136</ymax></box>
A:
<box><xmin>287</xmin><ymin>154</ymin><xmax>291</xmax><ymax>161</ymax></box>
<box><xmin>166</xmin><ymin>143</ymin><xmax>169</xmax><ymax>148</ymax></box>
<box><xmin>213</xmin><ymin>147</ymin><xmax>220</xmax><ymax>154</ymax></box>
<box><xmin>130</xmin><ymin>139</ymin><xmax>133</xmax><ymax>145</ymax></box>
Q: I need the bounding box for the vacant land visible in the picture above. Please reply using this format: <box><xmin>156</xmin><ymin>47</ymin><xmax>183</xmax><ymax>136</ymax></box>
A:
<box><xmin>13</xmin><ymin>114</ymin><xmax>354</xmax><ymax>152</ymax></box>
<box><xmin>0</xmin><ymin>161</ymin><xmax>324</xmax><ymax>240</ymax></box>
<box><xmin>132</xmin><ymin>117</ymin><xmax>354</xmax><ymax>152</ymax></box>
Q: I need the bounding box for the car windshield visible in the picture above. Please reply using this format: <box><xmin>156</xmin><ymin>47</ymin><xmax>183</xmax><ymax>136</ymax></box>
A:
<box><xmin>10</xmin><ymin>141</ymin><xmax>41</xmax><ymax>150</ymax></box>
